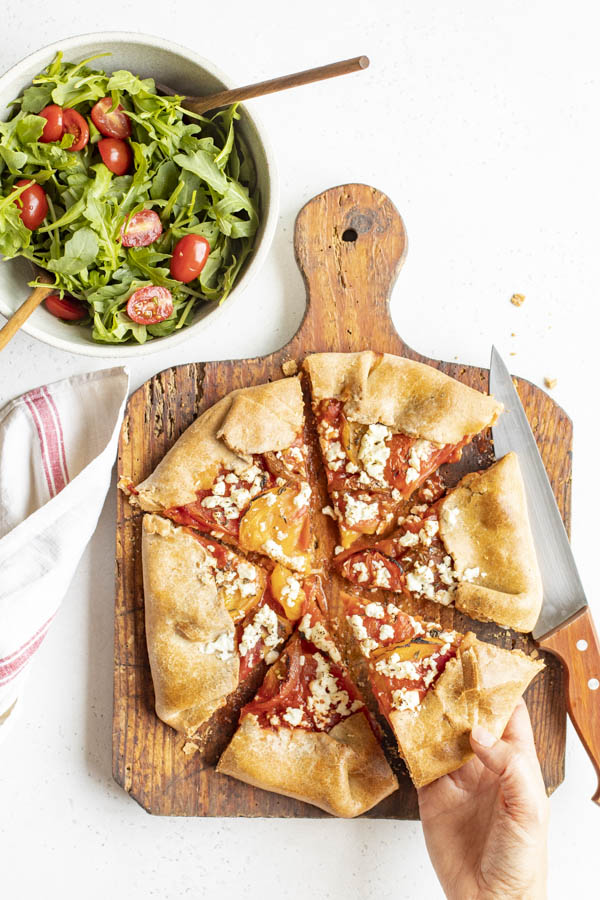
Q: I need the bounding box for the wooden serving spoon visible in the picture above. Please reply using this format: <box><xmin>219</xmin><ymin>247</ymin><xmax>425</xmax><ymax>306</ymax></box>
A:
<box><xmin>159</xmin><ymin>55</ymin><xmax>370</xmax><ymax>115</ymax></box>
<box><xmin>0</xmin><ymin>266</ymin><xmax>53</xmax><ymax>351</ymax></box>
<box><xmin>0</xmin><ymin>55</ymin><xmax>369</xmax><ymax>350</ymax></box>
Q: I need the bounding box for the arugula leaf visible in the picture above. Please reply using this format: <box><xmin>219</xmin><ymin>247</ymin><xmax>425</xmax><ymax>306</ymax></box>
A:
<box><xmin>46</xmin><ymin>227</ymin><xmax>99</xmax><ymax>274</ymax></box>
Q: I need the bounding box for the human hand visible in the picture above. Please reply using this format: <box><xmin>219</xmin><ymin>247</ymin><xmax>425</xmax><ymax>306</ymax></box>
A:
<box><xmin>417</xmin><ymin>699</ymin><xmax>549</xmax><ymax>900</ymax></box>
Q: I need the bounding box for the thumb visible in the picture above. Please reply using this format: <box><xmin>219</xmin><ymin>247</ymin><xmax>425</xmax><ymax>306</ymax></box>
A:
<box><xmin>470</xmin><ymin>724</ymin><xmax>535</xmax><ymax>814</ymax></box>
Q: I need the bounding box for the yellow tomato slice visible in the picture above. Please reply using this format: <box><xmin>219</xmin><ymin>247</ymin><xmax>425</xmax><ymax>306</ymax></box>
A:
<box><xmin>238</xmin><ymin>484</ymin><xmax>312</xmax><ymax>572</ymax></box>
<box><xmin>270</xmin><ymin>563</ymin><xmax>305</xmax><ymax>621</ymax></box>
<box><xmin>370</xmin><ymin>637</ymin><xmax>444</xmax><ymax>663</ymax></box>
<box><xmin>219</xmin><ymin>564</ymin><xmax>267</xmax><ymax>623</ymax></box>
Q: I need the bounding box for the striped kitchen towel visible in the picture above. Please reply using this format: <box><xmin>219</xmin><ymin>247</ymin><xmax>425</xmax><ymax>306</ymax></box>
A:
<box><xmin>0</xmin><ymin>366</ymin><xmax>129</xmax><ymax>741</ymax></box>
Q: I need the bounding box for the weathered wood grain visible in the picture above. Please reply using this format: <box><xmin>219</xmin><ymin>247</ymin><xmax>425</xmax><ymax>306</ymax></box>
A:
<box><xmin>113</xmin><ymin>184</ymin><xmax>568</xmax><ymax>818</ymax></box>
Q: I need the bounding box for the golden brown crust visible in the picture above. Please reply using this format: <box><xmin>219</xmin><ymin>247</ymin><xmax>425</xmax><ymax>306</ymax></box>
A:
<box><xmin>439</xmin><ymin>453</ymin><xmax>543</xmax><ymax>632</ymax></box>
<box><xmin>142</xmin><ymin>514</ymin><xmax>239</xmax><ymax>736</ymax></box>
<box><xmin>389</xmin><ymin>633</ymin><xmax>543</xmax><ymax>787</ymax></box>
<box><xmin>132</xmin><ymin>377</ymin><xmax>304</xmax><ymax>511</ymax></box>
<box><xmin>216</xmin><ymin>711</ymin><xmax>398</xmax><ymax>817</ymax></box>
<box><xmin>303</xmin><ymin>351</ymin><xmax>502</xmax><ymax>444</ymax></box>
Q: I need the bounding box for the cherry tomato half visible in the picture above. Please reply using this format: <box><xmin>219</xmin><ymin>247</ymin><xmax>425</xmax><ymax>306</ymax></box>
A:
<box><xmin>169</xmin><ymin>234</ymin><xmax>211</xmax><ymax>283</ymax></box>
<box><xmin>63</xmin><ymin>108</ymin><xmax>89</xmax><ymax>151</ymax></box>
<box><xmin>91</xmin><ymin>97</ymin><xmax>132</xmax><ymax>139</ymax></box>
<box><xmin>44</xmin><ymin>293</ymin><xmax>88</xmax><ymax>321</ymax></box>
<box><xmin>14</xmin><ymin>179</ymin><xmax>48</xmax><ymax>230</ymax></box>
<box><xmin>39</xmin><ymin>104</ymin><xmax>64</xmax><ymax>143</ymax></box>
<box><xmin>98</xmin><ymin>137</ymin><xmax>132</xmax><ymax>176</ymax></box>
<box><xmin>120</xmin><ymin>210</ymin><xmax>163</xmax><ymax>247</ymax></box>
<box><xmin>126</xmin><ymin>286</ymin><xmax>173</xmax><ymax>324</ymax></box>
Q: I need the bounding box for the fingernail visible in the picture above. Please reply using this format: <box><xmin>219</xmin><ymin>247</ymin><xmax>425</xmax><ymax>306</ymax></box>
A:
<box><xmin>472</xmin><ymin>725</ymin><xmax>496</xmax><ymax>747</ymax></box>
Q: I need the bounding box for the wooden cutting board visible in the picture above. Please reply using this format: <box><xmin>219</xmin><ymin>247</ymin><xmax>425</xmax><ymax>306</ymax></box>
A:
<box><xmin>113</xmin><ymin>183</ymin><xmax>569</xmax><ymax>818</ymax></box>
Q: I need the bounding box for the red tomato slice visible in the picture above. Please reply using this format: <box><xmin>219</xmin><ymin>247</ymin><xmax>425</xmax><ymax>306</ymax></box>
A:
<box><xmin>14</xmin><ymin>179</ymin><xmax>48</xmax><ymax>230</ymax></box>
<box><xmin>98</xmin><ymin>137</ymin><xmax>132</xmax><ymax>175</ymax></box>
<box><xmin>44</xmin><ymin>293</ymin><xmax>88</xmax><ymax>321</ymax></box>
<box><xmin>91</xmin><ymin>97</ymin><xmax>132</xmax><ymax>139</ymax></box>
<box><xmin>170</xmin><ymin>234</ymin><xmax>211</xmax><ymax>283</ymax></box>
<box><xmin>126</xmin><ymin>286</ymin><xmax>173</xmax><ymax>324</ymax></box>
<box><xmin>63</xmin><ymin>108</ymin><xmax>89</xmax><ymax>151</ymax></box>
<box><xmin>39</xmin><ymin>105</ymin><xmax>64</xmax><ymax>143</ymax></box>
<box><xmin>120</xmin><ymin>210</ymin><xmax>163</xmax><ymax>247</ymax></box>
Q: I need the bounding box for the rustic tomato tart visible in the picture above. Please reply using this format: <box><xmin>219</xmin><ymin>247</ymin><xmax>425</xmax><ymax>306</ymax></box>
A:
<box><xmin>303</xmin><ymin>351</ymin><xmax>502</xmax><ymax>547</ymax></box>
<box><xmin>217</xmin><ymin>600</ymin><xmax>398</xmax><ymax>817</ymax></box>
<box><xmin>125</xmin><ymin>376</ymin><xmax>314</xmax><ymax>573</ymax></box>
<box><xmin>336</xmin><ymin>453</ymin><xmax>543</xmax><ymax>632</ymax></box>
<box><xmin>343</xmin><ymin>592</ymin><xmax>544</xmax><ymax>787</ymax></box>
<box><xmin>142</xmin><ymin>514</ymin><xmax>325</xmax><ymax>735</ymax></box>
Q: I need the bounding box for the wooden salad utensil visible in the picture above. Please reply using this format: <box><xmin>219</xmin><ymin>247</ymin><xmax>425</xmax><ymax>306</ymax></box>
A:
<box><xmin>159</xmin><ymin>55</ymin><xmax>370</xmax><ymax>115</ymax></box>
<box><xmin>0</xmin><ymin>268</ymin><xmax>53</xmax><ymax>351</ymax></box>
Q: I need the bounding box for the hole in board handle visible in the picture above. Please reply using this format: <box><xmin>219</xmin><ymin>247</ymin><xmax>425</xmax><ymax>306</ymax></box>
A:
<box><xmin>589</xmin><ymin>678</ymin><xmax>599</xmax><ymax>691</ymax></box>
<box><xmin>342</xmin><ymin>228</ymin><xmax>358</xmax><ymax>242</ymax></box>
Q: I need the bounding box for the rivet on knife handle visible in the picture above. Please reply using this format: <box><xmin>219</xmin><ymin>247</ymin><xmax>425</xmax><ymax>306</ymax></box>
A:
<box><xmin>537</xmin><ymin>607</ymin><xmax>600</xmax><ymax>805</ymax></box>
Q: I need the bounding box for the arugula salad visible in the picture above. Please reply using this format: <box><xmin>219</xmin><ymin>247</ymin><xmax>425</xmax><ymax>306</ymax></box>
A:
<box><xmin>0</xmin><ymin>52</ymin><xmax>259</xmax><ymax>343</ymax></box>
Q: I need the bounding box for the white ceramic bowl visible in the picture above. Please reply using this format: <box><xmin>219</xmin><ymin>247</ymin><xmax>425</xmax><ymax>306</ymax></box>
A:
<box><xmin>0</xmin><ymin>33</ymin><xmax>279</xmax><ymax>357</ymax></box>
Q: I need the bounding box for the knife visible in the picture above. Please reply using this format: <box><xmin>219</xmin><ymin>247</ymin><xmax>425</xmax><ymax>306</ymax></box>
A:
<box><xmin>489</xmin><ymin>346</ymin><xmax>600</xmax><ymax>804</ymax></box>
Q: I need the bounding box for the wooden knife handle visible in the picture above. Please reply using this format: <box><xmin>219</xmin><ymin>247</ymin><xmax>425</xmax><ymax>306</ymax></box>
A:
<box><xmin>538</xmin><ymin>606</ymin><xmax>600</xmax><ymax>805</ymax></box>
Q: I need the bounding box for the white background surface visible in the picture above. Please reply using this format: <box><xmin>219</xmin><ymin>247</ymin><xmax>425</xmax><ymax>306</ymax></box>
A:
<box><xmin>1</xmin><ymin>2</ymin><xmax>599</xmax><ymax>897</ymax></box>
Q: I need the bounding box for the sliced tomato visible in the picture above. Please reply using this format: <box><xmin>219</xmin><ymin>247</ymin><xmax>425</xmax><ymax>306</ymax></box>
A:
<box><xmin>39</xmin><ymin>104</ymin><xmax>64</xmax><ymax>143</ymax></box>
<box><xmin>170</xmin><ymin>234</ymin><xmax>210</xmax><ymax>283</ymax></box>
<box><xmin>63</xmin><ymin>108</ymin><xmax>89</xmax><ymax>151</ymax></box>
<box><xmin>98</xmin><ymin>137</ymin><xmax>132</xmax><ymax>175</ymax></box>
<box><xmin>120</xmin><ymin>210</ymin><xmax>162</xmax><ymax>247</ymax></box>
<box><xmin>91</xmin><ymin>97</ymin><xmax>132</xmax><ymax>139</ymax></box>
<box><xmin>44</xmin><ymin>293</ymin><xmax>88</xmax><ymax>321</ymax></box>
<box><xmin>14</xmin><ymin>179</ymin><xmax>48</xmax><ymax>230</ymax></box>
<box><xmin>126</xmin><ymin>286</ymin><xmax>173</xmax><ymax>324</ymax></box>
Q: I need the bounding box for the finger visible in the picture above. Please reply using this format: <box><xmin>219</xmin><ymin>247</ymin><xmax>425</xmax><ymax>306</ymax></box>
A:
<box><xmin>501</xmin><ymin>698</ymin><xmax>538</xmax><ymax>757</ymax></box>
<box><xmin>470</xmin><ymin>719</ymin><xmax>546</xmax><ymax>815</ymax></box>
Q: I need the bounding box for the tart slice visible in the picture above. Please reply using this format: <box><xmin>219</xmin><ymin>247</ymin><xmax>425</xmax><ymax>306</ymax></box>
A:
<box><xmin>343</xmin><ymin>592</ymin><xmax>544</xmax><ymax>787</ymax></box>
<box><xmin>217</xmin><ymin>600</ymin><xmax>399</xmax><ymax>817</ymax></box>
<box><xmin>336</xmin><ymin>453</ymin><xmax>543</xmax><ymax>632</ymax></box>
<box><xmin>142</xmin><ymin>514</ymin><xmax>305</xmax><ymax>736</ymax></box>
<box><xmin>123</xmin><ymin>376</ymin><xmax>313</xmax><ymax>573</ymax></box>
<box><xmin>304</xmin><ymin>351</ymin><xmax>502</xmax><ymax>547</ymax></box>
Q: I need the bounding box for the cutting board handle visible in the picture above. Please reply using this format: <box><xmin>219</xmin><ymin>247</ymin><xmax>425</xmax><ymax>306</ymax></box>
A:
<box><xmin>538</xmin><ymin>606</ymin><xmax>600</xmax><ymax>805</ymax></box>
<box><xmin>290</xmin><ymin>184</ymin><xmax>408</xmax><ymax>355</ymax></box>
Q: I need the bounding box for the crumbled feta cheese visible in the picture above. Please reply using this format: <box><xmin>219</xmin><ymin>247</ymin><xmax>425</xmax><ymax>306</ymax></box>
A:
<box><xmin>462</xmin><ymin>567</ymin><xmax>481</xmax><ymax>583</ymax></box>
<box><xmin>346</xmin><ymin>461</ymin><xmax>359</xmax><ymax>474</ymax></box>
<box><xmin>375</xmin><ymin>653</ymin><xmax>421</xmax><ymax>680</ymax></box>
<box><xmin>391</xmin><ymin>488</ymin><xmax>402</xmax><ymax>502</ymax></box>
<box><xmin>379</xmin><ymin>624</ymin><xmax>395</xmax><ymax>641</ymax></box>
<box><xmin>282</xmin><ymin>707</ymin><xmax>304</xmax><ymax>727</ymax></box>
<box><xmin>358</xmin><ymin>424</ymin><xmax>391</xmax><ymax>483</ymax></box>
<box><xmin>365</xmin><ymin>602</ymin><xmax>385</xmax><ymax>619</ymax></box>
<box><xmin>265</xmin><ymin>649</ymin><xmax>280</xmax><ymax>665</ymax></box>
<box><xmin>408</xmin><ymin>439</ymin><xmax>433</xmax><ymax>475</ymax></box>
<box><xmin>391</xmin><ymin>688</ymin><xmax>421</xmax><ymax>712</ymax></box>
<box><xmin>406</xmin><ymin>563</ymin><xmax>435</xmax><ymax>600</ymax></box>
<box><xmin>280</xmin><ymin>574</ymin><xmax>302</xmax><ymax>606</ymax></box>
<box><xmin>348</xmin><ymin>614</ymin><xmax>368</xmax><ymax>642</ymax></box>
<box><xmin>212</xmin><ymin>480</ymin><xmax>226</xmax><ymax>496</ymax></box>
<box><xmin>262</xmin><ymin>539</ymin><xmax>307</xmax><ymax>572</ymax></box>
<box><xmin>322</xmin><ymin>505</ymin><xmax>336</xmax><ymax>518</ymax></box>
<box><xmin>265</xmin><ymin>491</ymin><xmax>277</xmax><ymax>506</ymax></box>
<box><xmin>344</xmin><ymin>493</ymin><xmax>379</xmax><ymax>526</ymax></box>
<box><xmin>198</xmin><ymin>631</ymin><xmax>235</xmax><ymax>661</ymax></box>
<box><xmin>306</xmin><ymin>652</ymin><xmax>361</xmax><ymax>728</ymax></box>
<box><xmin>294</xmin><ymin>481</ymin><xmax>312</xmax><ymax>508</ymax></box>
<box><xmin>372</xmin><ymin>560</ymin><xmax>391</xmax><ymax>588</ymax></box>
<box><xmin>398</xmin><ymin>530</ymin><xmax>419</xmax><ymax>548</ymax></box>
<box><xmin>334</xmin><ymin>545</ymin><xmax>344</xmax><ymax>555</ymax></box>
<box><xmin>299</xmin><ymin>613</ymin><xmax>341</xmax><ymax>663</ymax></box>
<box><xmin>352</xmin><ymin>562</ymin><xmax>369</xmax><ymax>583</ymax></box>
<box><xmin>238</xmin><ymin>605</ymin><xmax>281</xmax><ymax>657</ymax></box>
<box><xmin>324</xmin><ymin>441</ymin><xmax>346</xmax><ymax>471</ymax></box>
<box><xmin>405</xmin><ymin>467</ymin><xmax>419</xmax><ymax>484</ymax></box>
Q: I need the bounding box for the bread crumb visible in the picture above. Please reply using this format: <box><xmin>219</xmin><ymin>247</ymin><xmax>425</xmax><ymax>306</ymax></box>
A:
<box><xmin>544</xmin><ymin>377</ymin><xmax>557</xmax><ymax>389</ymax></box>
<box><xmin>510</xmin><ymin>293</ymin><xmax>525</xmax><ymax>307</ymax></box>
<box><xmin>282</xmin><ymin>359</ymin><xmax>298</xmax><ymax>376</ymax></box>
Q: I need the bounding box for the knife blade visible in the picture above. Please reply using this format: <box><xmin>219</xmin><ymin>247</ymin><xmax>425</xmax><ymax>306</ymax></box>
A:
<box><xmin>490</xmin><ymin>345</ymin><xmax>600</xmax><ymax>804</ymax></box>
<box><xmin>489</xmin><ymin>345</ymin><xmax>586</xmax><ymax>640</ymax></box>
